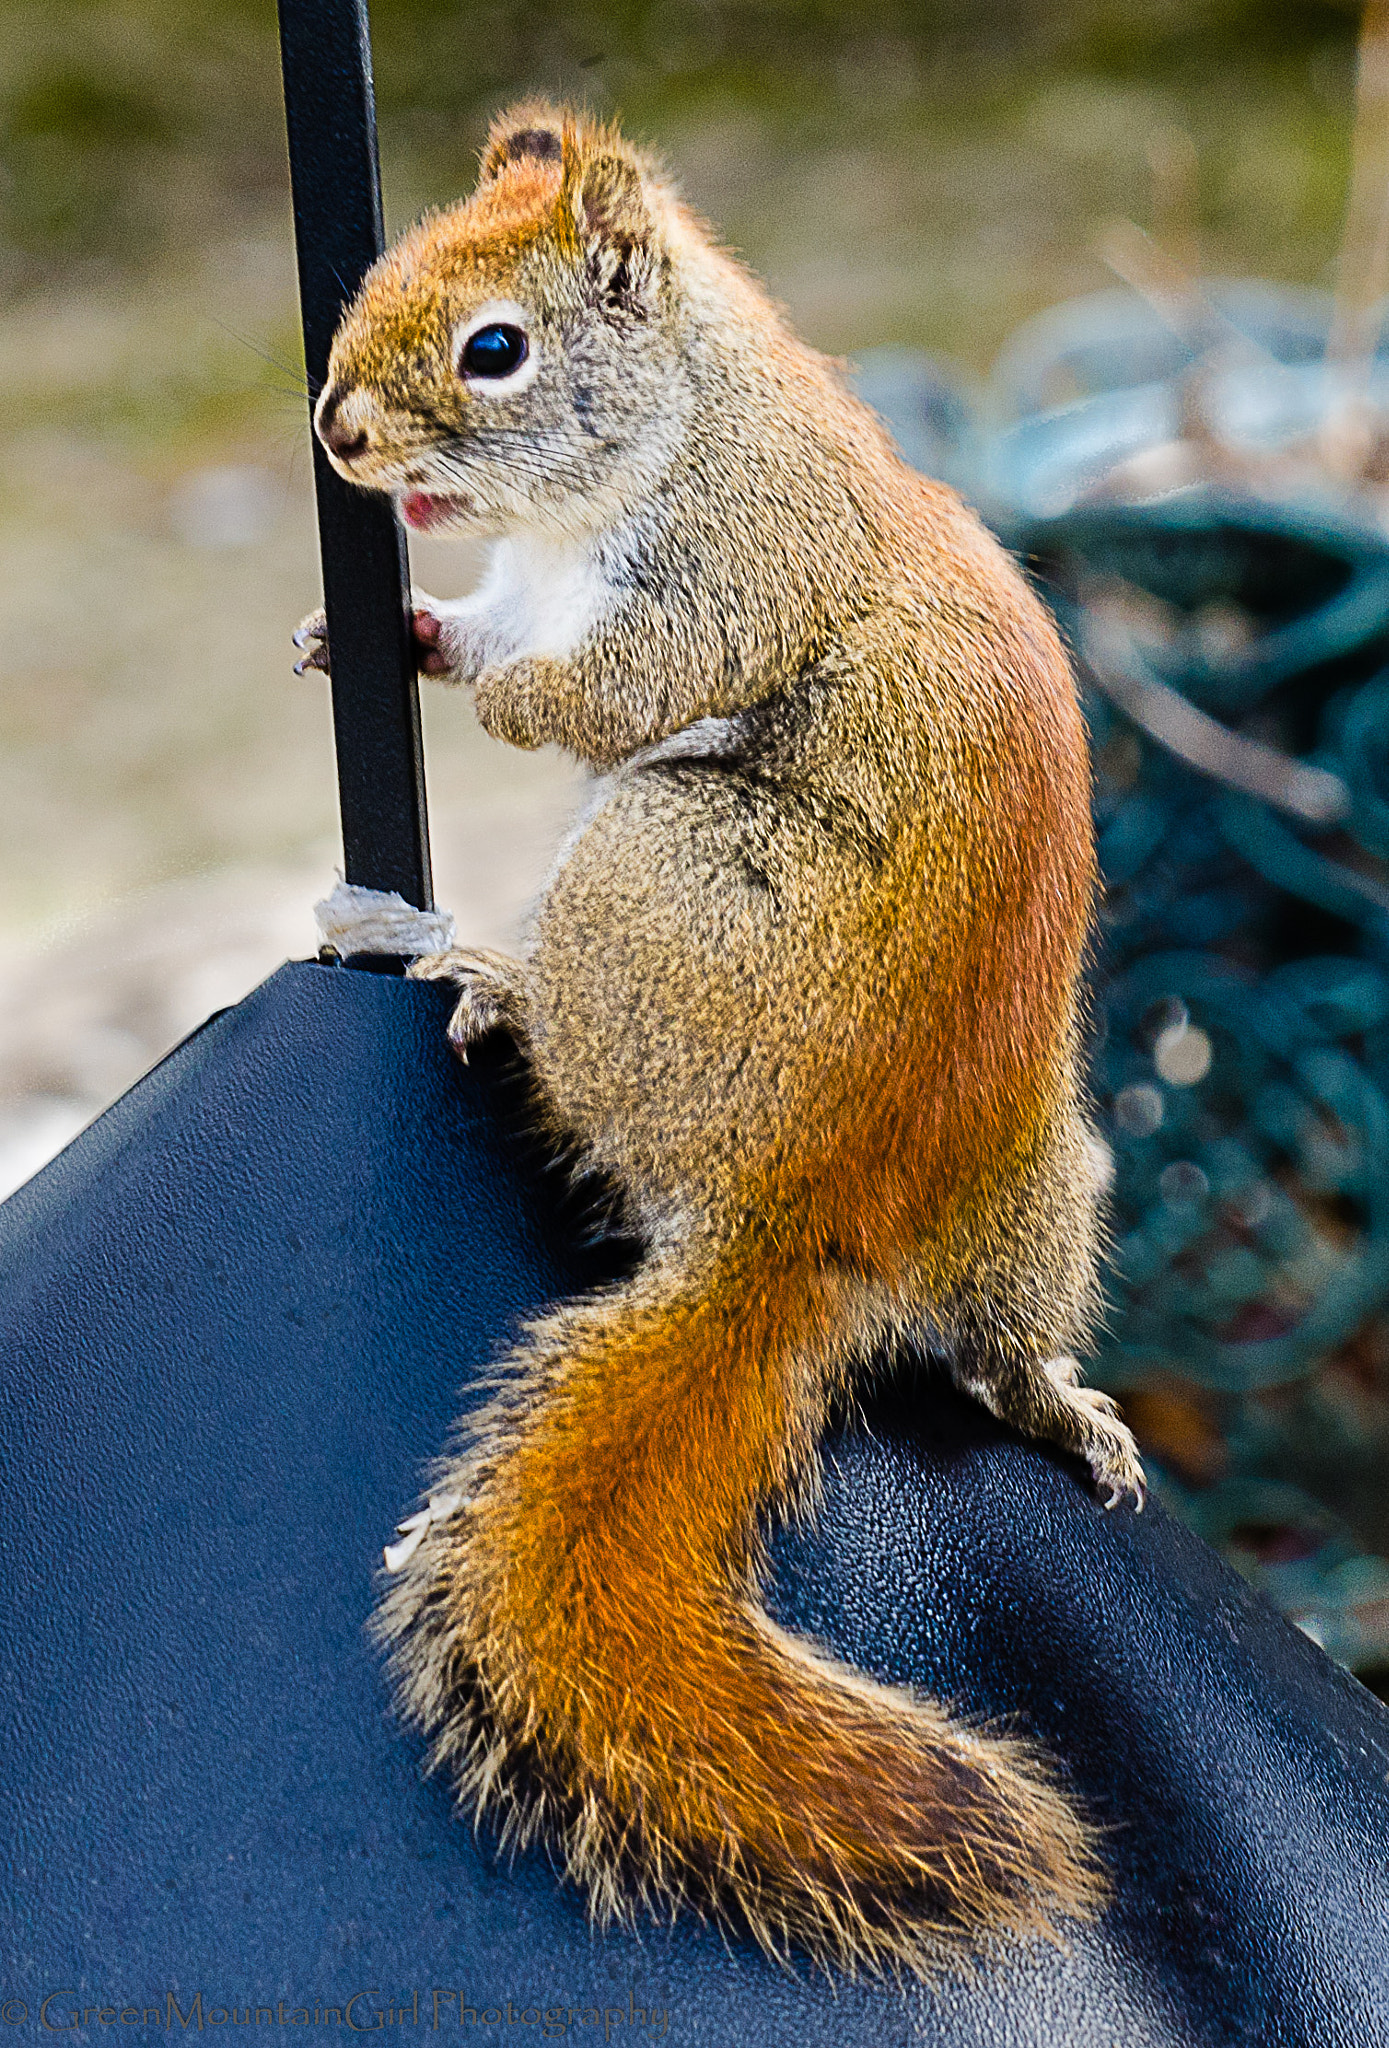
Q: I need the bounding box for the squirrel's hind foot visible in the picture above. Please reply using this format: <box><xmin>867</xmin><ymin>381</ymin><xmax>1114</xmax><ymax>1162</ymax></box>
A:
<box><xmin>954</xmin><ymin>1348</ymin><xmax>1146</xmax><ymax>1513</ymax></box>
<box><xmin>408</xmin><ymin>945</ymin><xmax>533</xmax><ymax>1059</ymax></box>
<box><xmin>1043</xmin><ymin>1367</ymin><xmax>1147</xmax><ymax>1511</ymax></box>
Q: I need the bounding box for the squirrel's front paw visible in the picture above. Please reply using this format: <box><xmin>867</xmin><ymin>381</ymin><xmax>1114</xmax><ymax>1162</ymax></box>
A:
<box><xmin>408</xmin><ymin>946</ymin><xmax>532</xmax><ymax>1060</ymax></box>
<box><xmin>473</xmin><ymin>659</ymin><xmax>565</xmax><ymax>751</ymax></box>
<box><xmin>410</xmin><ymin>602</ymin><xmax>457</xmax><ymax>678</ymax></box>
<box><xmin>292</xmin><ymin>607</ymin><xmax>329</xmax><ymax>675</ymax></box>
<box><xmin>291</xmin><ymin>598</ymin><xmax>457</xmax><ymax>680</ymax></box>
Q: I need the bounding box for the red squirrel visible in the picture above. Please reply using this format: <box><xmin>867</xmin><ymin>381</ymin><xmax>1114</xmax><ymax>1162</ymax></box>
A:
<box><xmin>297</xmin><ymin>102</ymin><xmax>1143</xmax><ymax>1975</ymax></box>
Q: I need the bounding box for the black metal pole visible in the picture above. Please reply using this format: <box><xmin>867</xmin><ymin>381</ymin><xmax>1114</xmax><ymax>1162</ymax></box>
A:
<box><xmin>278</xmin><ymin>0</ymin><xmax>433</xmax><ymax>910</ymax></box>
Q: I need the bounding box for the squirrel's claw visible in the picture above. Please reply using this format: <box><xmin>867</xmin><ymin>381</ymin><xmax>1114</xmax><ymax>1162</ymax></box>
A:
<box><xmin>1098</xmin><ymin>1469</ymin><xmax>1147</xmax><ymax>1513</ymax></box>
<box><xmin>293</xmin><ymin>608</ymin><xmax>329</xmax><ymax>676</ymax></box>
<box><xmin>293</xmin><ymin>602</ymin><xmax>453</xmax><ymax>679</ymax></box>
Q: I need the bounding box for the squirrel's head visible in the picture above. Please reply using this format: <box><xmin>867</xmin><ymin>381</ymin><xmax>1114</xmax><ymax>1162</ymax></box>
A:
<box><xmin>314</xmin><ymin>104</ymin><xmax>690</xmax><ymax>537</ymax></box>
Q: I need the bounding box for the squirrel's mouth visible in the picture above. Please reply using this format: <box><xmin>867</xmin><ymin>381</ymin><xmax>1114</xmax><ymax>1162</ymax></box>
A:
<box><xmin>399</xmin><ymin>489</ymin><xmax>470</xmax><ymax>532</ymax></box>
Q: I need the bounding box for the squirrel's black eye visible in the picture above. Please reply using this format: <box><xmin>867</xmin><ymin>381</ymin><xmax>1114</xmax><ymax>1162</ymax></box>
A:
<box><xmin>460</xmin><ymin>324</ymin><xmax>528</xmax><ymax>379</ymax></box>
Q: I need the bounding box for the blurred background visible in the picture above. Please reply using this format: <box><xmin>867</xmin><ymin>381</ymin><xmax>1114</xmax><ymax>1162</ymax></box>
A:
<box><xmin>11</xmin><ymin>0</ymin><xmax>1389</xmax><ymax>1681</ymax></box>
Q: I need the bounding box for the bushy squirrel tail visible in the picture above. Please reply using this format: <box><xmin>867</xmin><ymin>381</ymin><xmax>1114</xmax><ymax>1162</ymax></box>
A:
<box><xmin>375</xmin><ymin>1236</ymin><xmax>1106</xmax><ymax>1974</ymax></box>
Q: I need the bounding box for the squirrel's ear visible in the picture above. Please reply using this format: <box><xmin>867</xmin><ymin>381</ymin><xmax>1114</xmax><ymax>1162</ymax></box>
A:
<box><xmin>480</xmin><ymin>106</ymin><xmax>565</xmax><ymax>182</ymax></box>
<box><xmin>564</xmin><ymin>149</ymin><xmax>656</xmax><ymax>310</ymax></box>
<box><xmin>570</xmin><ymin>152</ymin><xmax>651</xmax><ymax>247</ymax></box>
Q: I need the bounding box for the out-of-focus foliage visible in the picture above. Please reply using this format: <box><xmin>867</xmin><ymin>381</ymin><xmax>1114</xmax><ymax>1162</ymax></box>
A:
<box><xmin>1070</xmin><ymin>513</ymin><xmax>1389</xmax><ymax>1680</ymax></box>
<box><xmin>0</xmin><ymin>1</ymin><xmax>1364</xmax><ymax>361</ymax></box>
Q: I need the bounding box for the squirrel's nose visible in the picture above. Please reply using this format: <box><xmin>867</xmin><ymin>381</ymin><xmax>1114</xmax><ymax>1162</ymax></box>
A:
<box><xmin>316</xmin><ymin>386</ymin><xmax>369</xmax><ymax>462</ymax></box>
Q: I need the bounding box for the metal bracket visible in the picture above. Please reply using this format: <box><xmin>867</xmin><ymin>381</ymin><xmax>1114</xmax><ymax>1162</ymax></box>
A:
<box><xmin>278</xmin><ymin>0</ymin><xmax>434</xmax><ymax>910</ymax></box>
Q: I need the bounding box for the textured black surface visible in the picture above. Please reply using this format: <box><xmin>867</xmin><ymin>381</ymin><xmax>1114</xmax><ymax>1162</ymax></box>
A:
<box><xmin>3</xmin><ymin>960</ymin><xmax>1389</xmax><ymax>2043</ymax></box>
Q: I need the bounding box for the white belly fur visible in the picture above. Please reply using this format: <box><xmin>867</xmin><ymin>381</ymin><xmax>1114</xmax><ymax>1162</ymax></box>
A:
<box><xmin>437</xmin><ymin>533</ymin><xmax>611</xmax><ymax>666</ymax></box>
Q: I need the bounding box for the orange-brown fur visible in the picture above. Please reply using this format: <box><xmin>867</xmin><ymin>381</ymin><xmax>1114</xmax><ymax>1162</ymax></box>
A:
<box><xmin>301</xmin><ymin>102</ymin><xmax>1144</xmax><ymax>1975</ymax></box>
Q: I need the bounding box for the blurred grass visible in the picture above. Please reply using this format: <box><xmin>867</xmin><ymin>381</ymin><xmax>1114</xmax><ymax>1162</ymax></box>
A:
<box><xmin>0</xmin><ymin>1</ymin><xmax>1365</xmax><ymax>356</ymax></box>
